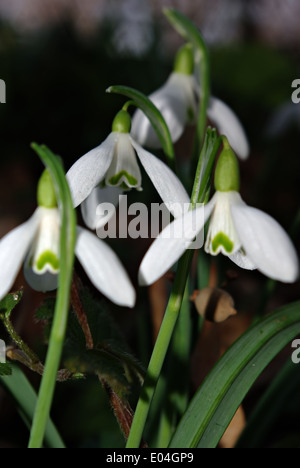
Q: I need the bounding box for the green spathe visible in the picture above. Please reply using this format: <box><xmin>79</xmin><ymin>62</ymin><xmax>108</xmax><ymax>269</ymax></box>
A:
<box><xmin>174</xmin><ymin>43</ymin><xmax>194</xmax><ymax>76</ymax></box>
<box><xmin>37</xmin><ymin>170</ymin><xmax>58</xmax><ymax>208</ymax></box>
<box><xmin>112</xmin><ymin>110</ymin><xmax>132</xmax><ymax>134</ymax></box>
<box><xmin>214</xmin><ymin>139</ymin><xmax>240</xmax><ymax>192</ymax></box>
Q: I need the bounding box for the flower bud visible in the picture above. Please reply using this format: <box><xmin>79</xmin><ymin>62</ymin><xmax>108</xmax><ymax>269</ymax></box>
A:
<box><xmin>193</xmin><ymin>287</ymin><xmax>237</xmax><ymax>323</ymax></box>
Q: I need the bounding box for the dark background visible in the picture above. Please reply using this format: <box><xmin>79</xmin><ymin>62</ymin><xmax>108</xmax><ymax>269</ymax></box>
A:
<box><xmin>0</xmin><ymin>0</ymin><xmax>300</xmax><ymax>448</ymax></box>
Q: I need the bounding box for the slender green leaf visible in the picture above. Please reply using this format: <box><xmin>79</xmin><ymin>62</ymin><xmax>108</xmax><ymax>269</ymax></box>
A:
<box><xmin>190</xmin><ymin>127</ymin><xmax>220</xmax><ymax>206</ymax></box>
<box><xmin>106</xmin><ymin>85</ymin><xmax>176</xmax><ymax>171</ymax></box>
<box><xmin>236</xmin><ymin>358</ymin><xmax>300</xmax><ymax>448</ymax></box>
<box><xmin>0</xmin><ymin>290</ymin><xmax>23</xmax><ymax>318</ymax></box>
<box><xmin>28</xmin><ymin>144</ymin><xmax>77</xmax><ymax>448</ymax></box>
<box><xmin>169</xmin><ymin>302</ymin><xmax>300</xmax><ymax>448</ymax></box>
<box><xmin>0</xmin><ymin>364</ymin><xmax>65</xmax><ymax>448</ymax></box>
<box><xmin>148</xmin><ymin>284</ymin><xmax>193</xmax><ymax>448</ymax></box>
<box><xmin>0</xmin><ymin>363</ymin><xmax>12</xmax><ymax>376</ymax></box>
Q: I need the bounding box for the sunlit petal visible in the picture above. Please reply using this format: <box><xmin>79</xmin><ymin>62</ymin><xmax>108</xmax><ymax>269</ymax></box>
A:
<box><xmin>0</xmin><ymin>209</ymin><xmax>41</xmax><ymax>299</ymax></box>
<box><xmin>232</xmin><ymin>204</ymin><xmax>299</xmax><ymax>283</ymax></box>
<box><xmin>131</xmin><ymin>73</ymin><xmax>197</xmax><ymax>148</ymax></box>
<box><xmin>139</xmin><ymin>200</ymin><xmax>215</xmax><ymax>286</ymax></box>
<box><xmin>75</xmin><ymin>227</ymin><xmax>136</xmax><ymax>308</ymax></box>
<box><xmin>131</xmin><ymin>138</ymin><xmax>191</xmax><ymax>219</ymax></box>
<box><xmin>229</xmin><ymin>250</ymin><xmax>257</xmax><ymax>271</ymax></box>
<box><xmin>81</xmin><ymin>186</ymin><xmax>123</xmax><ymax>230</ymax></box>
<box><xmin>207</xmin><ymin>97</ymin><xmax>250</xmax><ymax>160</ymax></box>
<box><xmin>67</xmin><ymin>132</ymin><xmax>117</xmax><ymax>208</ymax></box>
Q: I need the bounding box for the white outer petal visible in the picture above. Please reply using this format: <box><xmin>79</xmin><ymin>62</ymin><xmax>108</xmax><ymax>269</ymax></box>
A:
<box><xmin>131</xmin><ymin>138</ymin><xmax>190</xmax><ymax>219</ymax></box>
<box><xmin>207</xmin><ymin>97</ymin><xmax>250</xmax><ymax>160</ymax></box>
<box><xmin>229</xmin><ymin>250</ymin><xmax>257</xmax><ymax>270</ymax></box>
<box><xmin>75</xmin><ymin>227</ymin><xmax>136</xmax><ymax>308</ymax></box>
<box><xmin>0</xmin><ymin>209</ymin><xmax>41</xmax><ymax>299</ymax></box>
<box><xmin>66</xmin><ymin>133</ymin><xmax>118</xmax><ymax>208</ymax></box>
<box><xmin>131</xmin><ymin>73</ymin><xmax>197</xmax><ymax>148</ymax></box>
<box><xmin>23</xmin><ymin>267</ymin><xmax>58</xmax><ymax>293</ymax></box>
<box><xmin>81</xmin><ymin>186</ymin><xmax>123</xmax><ymax>231</ymax></box>
<box><xmin>231</xmin><ymin>204</ymin><xmax>299</xmax><ymax>283</ymax></box>
<box><xmin>138</xmin><ymin>199</ymin><xmax>215</xmax><ymax>287</ymax></box>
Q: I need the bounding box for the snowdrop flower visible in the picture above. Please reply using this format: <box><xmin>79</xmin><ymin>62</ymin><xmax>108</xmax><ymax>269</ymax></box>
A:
<box><xmin>0</xmin><ymin>170</ymin><xmax>136</xmax><ymax>308</ymax></box>
<box><xmin>131</xmin><ymin>44</ymin><xmax>250</xmax><ymax>160</ymax></box>
<box><xmin>67</xmin><ymin>109</ymin><xmax>190</xmax><ymax>230</ymax></box>
<box><xmin>139</xmin><ymin>140</ymin><xmax>299</xmax><ymax>286</ymax></box>
<box><xmin>131</xmin><ymin>44</ymin><xmax>197</xmax><ymax>150</ymax></box>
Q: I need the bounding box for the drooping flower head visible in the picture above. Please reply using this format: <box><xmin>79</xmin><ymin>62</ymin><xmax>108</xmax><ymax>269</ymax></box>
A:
<box><xmin>131</xmin><ymin>44</ymin><xmax>198</xmax><ymax>149</ymax></box>
<box><xmin>131</xmin><ymin>43</ymin><xmax>250</xmax><ymax>160</ymax></box>
<box><xmin>139</xmin><ymin>139</ymin><xmax>299</xmax><ymax>286</ymax></box>
<box><xmin>0</xmin><ymin>169</ymin><xmax>136</xmax><ymax>308</ymax></box>
<box><xmin>67</xmin><ymin>109</ymin><xmax>190</xmax><ymax>230</ymax></box>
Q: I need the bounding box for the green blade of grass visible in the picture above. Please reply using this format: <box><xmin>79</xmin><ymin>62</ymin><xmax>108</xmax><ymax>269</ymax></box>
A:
<box><xmin>28</xmin><ymin>144</ymin><xmax>77</xmax><ymax>449</ymax></box>
<box><xmin>1</xmin><ymin>364</ymin><xmax>65</xmax><ymax>448</ymax></box>
<box><xmin>169</xmin><ymin>301</ymin><xmax>300</xmax><ymax>448</ymax></box>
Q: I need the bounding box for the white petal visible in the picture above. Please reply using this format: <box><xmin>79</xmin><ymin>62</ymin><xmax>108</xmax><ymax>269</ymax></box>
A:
<box><xmin>229</xmin><ymin>250</ymin><xmax>257</xmax><ymax>270</ymax></box>
<box><xmin>205</xmin><ymin>191</ymin><xmax>243</xmax><ymax>257</ymax></box>
<box><xmin>30</xmin><ymin>208</ymin><xmax>60</xmax><ymax>275</ymax></box>
<box><xmin>23</xmin><ymin>266</ymin><xmax>58</xmax><ymax>292</ymax></box>
<box><xmin>0</xmin><ymin>209</ymin><xmax>41</xmax><ymax>299</ymax></box>
<box><xmin>131</xmin><ymin>138</ymin><xmax>190</xmax><ymax>219</ymax></box>
<box><xmin>207</xmin><ymin>97</ymin><xmax>250</xmax><ymax>160</ymax></box>
<box><xmin>105</xmin><ymin>133</ymin><xmax>142</xmax><ymax>189</ymax></box>
<box><xmin>139</xmin><ymin>200</ymin><xmax>215</xmax><ymax>287</ymax></box>
<box><xmin>66</xmin><ymin>133</ymin><xmax>117</xmax><ymax>208</ymax></box>
<box><xmin>81</xmin><ymin>186</ymin><xmax>123</xmax><ymax>230</ymax></box>
<box><xmin>231</xmin><ymin>204</ymin><xmax>299</xmax><ymax>283</ymax></box>
<box><xmin>75</xmin><ymin>227</ymin><xmax>136</xmax><ymax>308</ymax></box>
<box><xmin>131</xmin><ymin>73</ymin><xmax>197</xmax><ymax>148</ymax></box>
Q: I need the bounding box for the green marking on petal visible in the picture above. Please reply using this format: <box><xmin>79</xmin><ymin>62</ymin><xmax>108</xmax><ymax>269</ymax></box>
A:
<box><xmin>108</xmin><ymin>171</ymin><xmax>138</xmax><ymax>187</ymax></box>
<box><xmin>212</xmin><ymin>232</ymin><xmax>234</xmax><ymax>254</ymax></box>
<box><xmin>36</xmin><ymin>250</ymin><xmax>60</xmax><ymax>272</ymax></box>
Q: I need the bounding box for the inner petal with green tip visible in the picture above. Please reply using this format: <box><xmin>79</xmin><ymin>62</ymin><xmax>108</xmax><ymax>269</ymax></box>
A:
<box><xmin>31</xmin><ymin>208</ymin><xmax>61</xmax><ymax>275</ymax></box>
<box><xmin>211</xmin><ymin>232</ymin><xmax>234</xmax><ymax>254</ymax></box>
<box><xmin>205</xmin><ymin>191</ymin><xmax>242</xmax><ymax>257</ymax></box>
<box><xmin>36</xmin><ymin>250</ymin><xmax>60</xmax><ymax>272</ymax></box>
<box><xmin>108</xmin><ymin>171</ymin><xmax>138</xmax><ymax>188</ymax></box>
<box><xmin>106</xmin><ymin>133</ymin><xmax>142</xmax><ymax>189</ymax></box>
